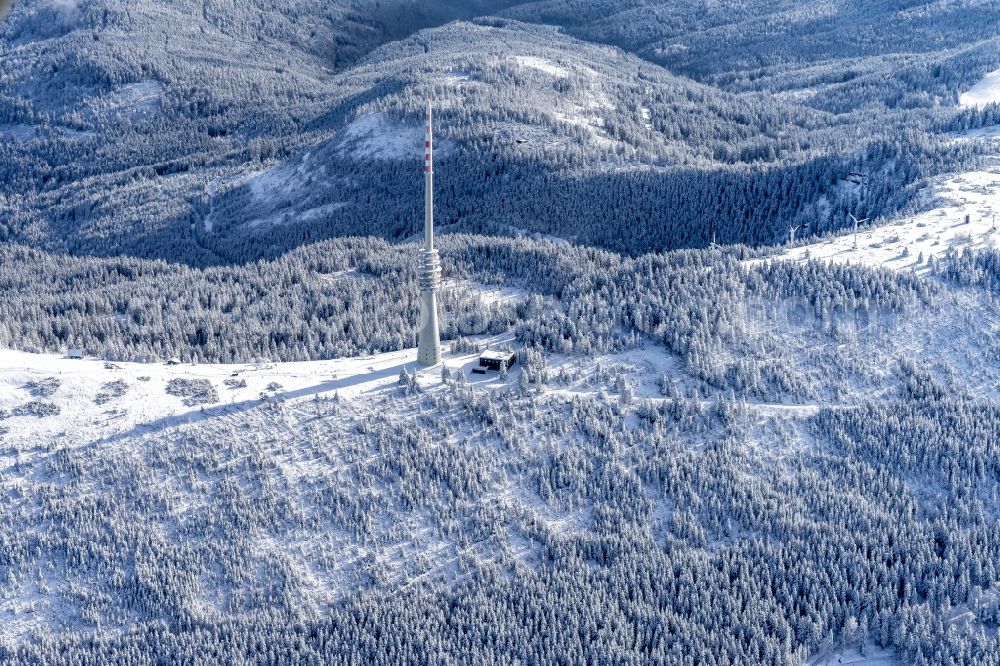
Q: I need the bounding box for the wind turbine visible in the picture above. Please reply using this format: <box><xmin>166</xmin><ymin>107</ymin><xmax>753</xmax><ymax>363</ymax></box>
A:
<box><xmin>849</xmin><ymin>213</ymin><xmax>868</xmax><ymax>249</ymax></box>
<box><xmin>788</xmin><ymin>225</ymin><xmax>800</xmax><ymax>245</ymax></box>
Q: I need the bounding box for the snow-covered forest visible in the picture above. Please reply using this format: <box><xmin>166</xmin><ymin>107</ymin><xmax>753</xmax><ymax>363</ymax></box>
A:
<box><xmin>4</xmin><ymin>0</ymin><xmax>1000</xmax><ymax>664</ymax></box>
<box><xmin>2</xmin><ymin>1</ymin><xmax>998</xmax><ymax>262</ymax></box>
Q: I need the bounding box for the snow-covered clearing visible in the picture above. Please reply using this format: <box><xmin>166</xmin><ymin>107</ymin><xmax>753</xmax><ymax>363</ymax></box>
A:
<box><xmin>441</xmin><ymin>69</ymin><xmax>472</xmax><ymax>87</ymax></box>
<box><xmin>808</xmin><ymin>644</ymin><xmax>899</xmax><ymax>665</ymax></box>
<box><xmin>246</xmin><ymin>202</ymin><xmax>350</xmax><ymax>229</ymax></box>
<box><xmin>512</xmin><ymin>55</ymin><xmax>570</xmax><ymax>78</ymax></box>
<box><xmin>248</xmin><ymin>163</ymin><xmax>296</xmax><ymax>201</ymax></box>
<box><xmin>508</xmin><ymin>53</ymin><xmax>614</xmax><ymax>143</ymax></box>
<box><xmin>960</xmin><ymin>68</ymin><xmax>1000</xmax><ymax>109</ymax></box>
<box><xmin>443</xmin><ymin>278</ymin><xmax>529</xmax><ymax>306</ymax></box>
<box><xmin>750</xmin><ymin>163</ymin><xmax>1000</xmax><ymax>275</ymax></box>
<box><xmin>0</xmin><ymin>124</ymin><xmax>37</xmax><ymax>142</ymax></box>
<box><xmin>950</xmin><ymin>124</ymin><xmax>1000</xmax><ymax>140</ymax></box>
<box><xmin>243</xmin><ymin>156</ymin><xmax>350</xmax><ymax>228</ymax></box>
<box><xmin>0</xmin><ymin>124</ymin><xmax>90</xmax><ymax>143</ymax></box>
<box><xmin>0</xmin><ymin>330</ymin><xmax>833</xmax><ymax>459</ymax></box>
<box><xmin>87</xmin><ymin>80</ymin><xmax>163</xmax><ymax>120</ymax></box>
<box><xmin>339</xmin><ymin>112</ymin><xmax>423</xmax><ymax>160</ymax></box>
<box><xmin>554</xmin><ymin>108</ymin><xmax>606</xmax><ymax>131</ymax></box>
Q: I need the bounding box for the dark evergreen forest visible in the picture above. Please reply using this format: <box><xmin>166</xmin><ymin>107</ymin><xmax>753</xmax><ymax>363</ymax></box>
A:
<box><xmin>1</xmin><ymin>1</ymin><xmax>998</xmax><ymax>264</ymax></box>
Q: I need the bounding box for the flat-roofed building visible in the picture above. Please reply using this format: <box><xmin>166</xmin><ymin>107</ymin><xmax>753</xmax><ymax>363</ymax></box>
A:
<box><xmin>479</xmin><ymin>349</ymin><xmax>516</xmax><ymax>372</ymax></box>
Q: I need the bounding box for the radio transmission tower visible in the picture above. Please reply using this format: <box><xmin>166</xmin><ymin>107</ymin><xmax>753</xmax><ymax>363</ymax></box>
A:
<box><xmin>417</xmin><ymin>103</ymin><xmax>442</xmax><ymax>367</ymax></box>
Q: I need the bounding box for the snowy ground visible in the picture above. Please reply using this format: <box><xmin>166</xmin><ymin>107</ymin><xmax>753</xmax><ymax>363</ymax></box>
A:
<box><xmin>960</xmin><ymin>68</ymin><xmax>1000</xmax><ymax>109</ymax></box>
<box><xmin>750</xmin><ymin>160</ymin><xmax>1000</xmax><ymax>275</ymax></box>
<box><xmin>808</xmin><ymin>644</ymin><xmax>899</xmax><ymax>666</ymax></box>
<box><xmin>0</xmin><ymin>124</ymin><xmax>37</xmax><ymax>142</ymax></box>
<box><xmin>442</xmin><ymin>278</ymin><xmax>529</xmax><ymax>306</ymax></box>
<box><xmin>85</xmin><ymin>81</ymin><xmax>164</xmax><ymax>121</ymax></box>
<box><xmin>0</xmin><ymin>329</ymin><xmax>822</xmax><ymax>461</ymax></box>
<box><xmin>512</xmin><ymin>55</ymin><xmax>570</xmax><ymax>78</ymax></box>
<box><xmin>0</xmin><ymin>340</ymin><xmax>515</xmax><ymax>450</ymax></box>
<box><xmin>338</xmin><ymin>112</ymin><xmax>426</xmax><ymax>160</ymax></box>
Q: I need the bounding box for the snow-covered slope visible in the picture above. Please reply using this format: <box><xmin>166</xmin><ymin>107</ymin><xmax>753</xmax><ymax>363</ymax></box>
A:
<box><xmin>0</xmin><ymin>336</ymin><xmax>723</xmax><ymax>644</ymax></box>
<box><xmin>0</xmin><ymin>333</ymin><xmax>691</xmax><ymax>454</ymax></box>
<box><xmin>0</xmin><ymin>339</ymin><xmax>519</xmax><ymax>642</ymax></box>
<box><xmin>752</xmin><ymin>158</ymin><xmax>1000</xmax><ymax>275</ymax></box>
<box><xmin>203</xmin><ymin>19</ymin><xmax>839</xmax><ymax>258</ymax></box>
<box><xmin>7</xmin><ymin>234</ymin><xmax>1000</xmax><ymax>662</ymax></box>
<box><xmin>960</xmin><ymin>68</ymin><xmax>1000</xmax><ymax>109</ymax></box>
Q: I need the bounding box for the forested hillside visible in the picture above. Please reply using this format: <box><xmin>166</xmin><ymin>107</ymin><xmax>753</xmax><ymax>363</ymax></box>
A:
<box><xmin>1</xmin><ymin>0</ymin><xmax>996</xmax><ymax>263</ymax></box>
<box><xmin>504</xmin><ymin>0</ymin><xmax>1000</xmax><ymax>107</ymax></box>
<box><xmin>5</xmin><ymin>227</ymin><xmax>1000</xmax><ymax>662</ymax></box>
<box><xmin>0</xmin><ymin>0</ymin><xmax>525</xmax><ymax>263</ymax></box>
<box><xmin>5</xmin><ymin>2</ymin><xmax>1000</xmax><ymax>663</ymax></box>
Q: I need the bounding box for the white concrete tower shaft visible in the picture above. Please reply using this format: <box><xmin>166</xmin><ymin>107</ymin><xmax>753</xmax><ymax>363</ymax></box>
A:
<box><xmin>417</xmin><ymin>103</ymin><xmax>442</xmax><ymax>366</ymax></box>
